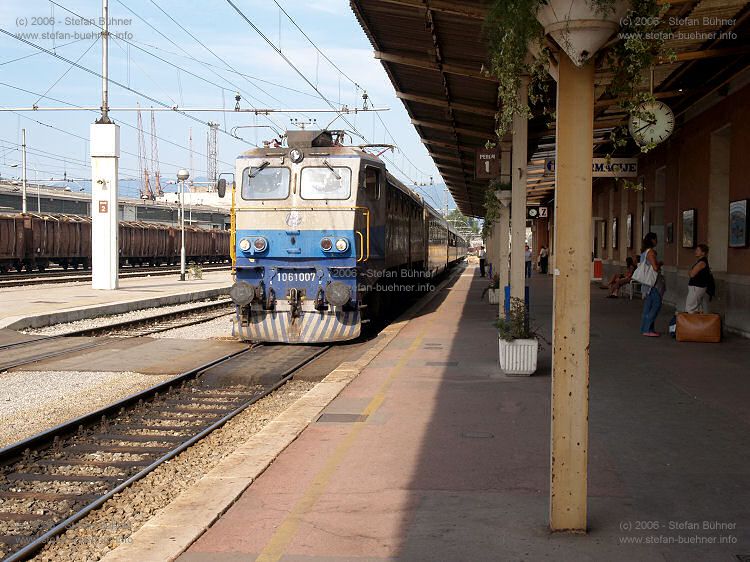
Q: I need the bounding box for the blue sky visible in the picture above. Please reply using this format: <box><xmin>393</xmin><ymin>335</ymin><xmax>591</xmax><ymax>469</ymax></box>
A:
<box><xmin>0</xmin><ymin>0</ymin><xmax>453</xmax><ymax>210</ymax></box>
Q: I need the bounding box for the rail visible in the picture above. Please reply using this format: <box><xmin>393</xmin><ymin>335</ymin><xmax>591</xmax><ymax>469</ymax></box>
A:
<box><xmin>0</xmin><ymin>344</ymin><xmax>330</xmax><ymax>561</ymax></box>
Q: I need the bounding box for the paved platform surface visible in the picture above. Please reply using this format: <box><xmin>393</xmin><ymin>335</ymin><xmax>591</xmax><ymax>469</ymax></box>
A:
<box><xmin>0</xmin><ymin>271</ymin><xmax>232</xmax><ymax>330</ymax></box>
<box><xmin>179</xmin><ymin>266</ymin><xmax>749</xmax><ymax>561</ymax></box>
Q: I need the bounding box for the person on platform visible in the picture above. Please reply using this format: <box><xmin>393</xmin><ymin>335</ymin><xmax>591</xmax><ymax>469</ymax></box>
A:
<box><xmin>604</xmin><ymin>256</ymin><xmax>636</xmax><ymax>298</ymax></box>
<box><xmin>478</xmin><ymin>246</ymin><xmax>486</xmax><ymax>277</ymax></box>
<box><xmin>524</xmin><ymin>244</ymin><xmax>532</xmax><ymax>278</ymax></box>
<box><xmin>686</xmin><ymin>244</ymin><xmax>712</xmax><ymax>313</ymax></box>
<box><xmin>640</xmin><ymin>232</ymin><xmax>665</xmax><ymax>337</ymax></box>
<box><xmin>538</xmin><ymin>245</ymin><xmax>549</xmax><ymax>275</ymax></box>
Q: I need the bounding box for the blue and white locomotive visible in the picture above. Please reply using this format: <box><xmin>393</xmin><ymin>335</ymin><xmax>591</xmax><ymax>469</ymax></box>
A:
<box><xmin>221</xmin><ymin>129</ymin><xmax>466</xmax><ymax>343</ymax></box>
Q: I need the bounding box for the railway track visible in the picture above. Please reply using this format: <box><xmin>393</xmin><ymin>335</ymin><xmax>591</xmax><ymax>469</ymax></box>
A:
<box><xmin>0</xmin><ymin>299</ymin><xmax>234</xmax><ymax>372</ymax></box>
<box><xmin>0</xmin><ymin>264</ymin><xmax>230</xmax><ymax>289</ymax></box>
<box><xmin>0</xmin><ymin>344</ymin><xmax>329</xmax><ymax>561</ymax></box>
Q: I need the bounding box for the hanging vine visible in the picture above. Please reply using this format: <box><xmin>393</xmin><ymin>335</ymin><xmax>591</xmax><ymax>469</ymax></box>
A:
<box><xmin>484</xmin><ymin>0</ymin><xmax>673</xmax><ymax>154</ymax></box>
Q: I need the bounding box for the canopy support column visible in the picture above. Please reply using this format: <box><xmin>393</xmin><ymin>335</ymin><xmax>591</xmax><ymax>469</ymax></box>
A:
<box><xmin>549</xmin><ymin>53</ymin><xmax>595</xmax><ymax>532</ymax></box>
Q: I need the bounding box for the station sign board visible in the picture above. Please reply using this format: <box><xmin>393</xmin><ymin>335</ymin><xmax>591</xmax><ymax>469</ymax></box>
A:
<box><xmin>475</xmin><ymin>147</ymin><xmax>500</xmax><ymax>179</ymax></box>
<box><xmin>543</xmin><ymin>157</ymin><xmax>638</xmax><ymax>178</ymax></box>
<box><xmin>527</xmin><ymin>206</ymin><xmax>548</xmax><ymax>220</ymax></box>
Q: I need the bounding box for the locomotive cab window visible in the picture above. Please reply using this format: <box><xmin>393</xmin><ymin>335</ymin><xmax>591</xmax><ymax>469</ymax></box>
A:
<box><xmin>300</xmin><ymin>166</ymin><xmax>351</xmax><ymax>200</ymax></box>
<box><xmin>241</xmin><ymin>166</ymin><xmax>290</xmax><ymax>200</ymax></box>
<box><xmin>364</xmin><ymin>167</ymin><xmax>381</xmax><ymax>200</ymax></box>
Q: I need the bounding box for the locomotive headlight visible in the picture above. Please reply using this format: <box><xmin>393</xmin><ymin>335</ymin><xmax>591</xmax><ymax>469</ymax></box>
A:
<box><xmin>253</xmin><ymin>237</ymin><xmax>268</xmax><ymax>252</ymax></box>
<box><xmin>320</xmin><ymin>237</ymin><xmax>333</xmax><ymax>252</ymax></box>
<box><xmin>239</xmin><ymin>238</ymin><xmax>251</xmax><ymax>252</ymax></box>
<box><xmin>335</xmin><ymin>238</ymin><xmax>349</xmax><ymax>252</ymax></box>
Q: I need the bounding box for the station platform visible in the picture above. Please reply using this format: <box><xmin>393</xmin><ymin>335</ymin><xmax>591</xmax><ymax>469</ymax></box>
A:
<box><xmin>137</xmin><ymin>265</ymin><xmax>746</xmax><ymax>561</ymax></box>
<box><xmin>0</xmin><ymin>271</ymin><xmax>232</xmax><ymax>330</ymax></box>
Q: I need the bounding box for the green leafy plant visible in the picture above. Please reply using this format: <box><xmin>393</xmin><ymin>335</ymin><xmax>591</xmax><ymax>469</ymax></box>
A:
<box><xmin>484</xmin><ymin>0</ymin><xmax>671</xmax><ymax>155</ymax></box>
<box><xmin>605</xmin><ymin>0</ymin><xmax>674</xmax><ymax>155</ymax></box>
<box><xmin>481</xmin><ymin>179</ymin><xmax>511</xmax><ymax>239</ymax></box>
<box><xmin>496</xmin><ymin>297</ymin><xmax>537</xmax><ymax>342</ymax></box>
<box><xmin>481</xmin><ymin>273</ymin><xmax>502</xmax><ymax>300</ymax></box>
<box><xmin>485</xmin><ymin>0</ymin><xmax>547</xmax><ymax>137</ymax></box>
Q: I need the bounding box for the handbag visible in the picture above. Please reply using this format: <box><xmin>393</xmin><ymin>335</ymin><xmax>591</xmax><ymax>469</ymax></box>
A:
<box><xmin>632</xmin><ymin>250</ymin><xmax>657</xmax><ymax>287</ymax></box>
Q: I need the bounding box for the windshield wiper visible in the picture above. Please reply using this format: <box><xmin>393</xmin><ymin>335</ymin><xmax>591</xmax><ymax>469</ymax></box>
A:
<box><xmin>248</xmin><ymin>161</ymin><xmax>270</xmax><ymax>178</ymax></box>
<box><xmin>322</xmin><ymin>159</ymin><xmax>341</xmax><ymax>180</ymax></box>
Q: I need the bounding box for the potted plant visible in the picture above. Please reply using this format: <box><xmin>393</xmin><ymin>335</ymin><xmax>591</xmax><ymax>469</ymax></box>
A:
<box><xmin>496</xmin><ymin>297</ymin><xmax>539</xmax><ymax>376</ymax></box>
<box><xmin>483</xmin><ymin>273</ymin><xmax>502</xmax><ymax>304</ymax></box>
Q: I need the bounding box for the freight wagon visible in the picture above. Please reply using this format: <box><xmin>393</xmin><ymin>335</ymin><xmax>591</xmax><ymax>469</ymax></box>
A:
<box><xmin>0</xmin><ymin>213</ymin><xmax>230</xmax><ymax>273</ymax></box>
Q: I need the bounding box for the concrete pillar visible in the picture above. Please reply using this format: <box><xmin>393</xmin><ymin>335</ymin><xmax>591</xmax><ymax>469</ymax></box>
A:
<box><xmin>90</xmin><ymin>123</ymin><xmax>120</xmax><ymax>290</ymax></box>
<box><xmin>498</xmin><ymin>142</ymin><xmax>512</xmax><ymax>294</ymax></box>
<box><xmin>497</xmin><ymin>206</ymin><xmax>510</xmax><ymax>287</ymax></box>
<box><xmin>550</xmin><ymin>54</ymin><xmax>594</xmax><ymax>532</ymax></box>
<box><xmin>510</xmin><ymin>80</ymin><xmax>528</xmax><ymax>301</ymax></box>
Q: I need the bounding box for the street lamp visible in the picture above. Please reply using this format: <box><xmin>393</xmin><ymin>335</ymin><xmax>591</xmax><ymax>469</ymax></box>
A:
<box><xmin>177</xmin><ymin>168</ymin><xmax>190</xmax><ymax>281</ymax></box>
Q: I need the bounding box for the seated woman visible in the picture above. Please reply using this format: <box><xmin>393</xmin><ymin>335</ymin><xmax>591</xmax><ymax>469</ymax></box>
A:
<box><xmin>604</xmin><ymin>257</ymin><xmax>636</xmax><ymax>298</ymax></box>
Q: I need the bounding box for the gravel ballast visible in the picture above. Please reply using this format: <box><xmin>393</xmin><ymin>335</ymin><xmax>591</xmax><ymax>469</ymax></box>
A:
<box><xmin>30</xmin><ymin>380</ymin><xmax>315</xmax><ymax>562</ymax></box>
<box><xmin>149</xmin><ymin>314</ymin><xmax>234</xmax><ymax>340</ymax></box>
<box><xmin>23</xmin><ymin>299</ymin><xmax>228</xmax><ymax>337</ymax></box>
<box><xmin>0</xmin><ymin>371</ymin><xmax>174</xmax><ymax>448</ymax></box>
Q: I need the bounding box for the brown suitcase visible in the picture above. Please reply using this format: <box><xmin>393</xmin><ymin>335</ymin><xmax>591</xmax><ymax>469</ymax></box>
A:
<box><xmin>675</xmin><ymin>313</ymin><xmax>721</xmax><ymax>343</ymax></box>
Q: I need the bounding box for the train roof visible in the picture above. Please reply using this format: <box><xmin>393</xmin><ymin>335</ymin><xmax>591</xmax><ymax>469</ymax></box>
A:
<box><xmin>237</xmin><ymin>130</ymin><xmax>464</xmax><ymax>242</ymax></box>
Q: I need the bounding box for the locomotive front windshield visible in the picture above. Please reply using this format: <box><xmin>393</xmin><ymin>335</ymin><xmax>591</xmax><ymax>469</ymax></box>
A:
<box><xmin>300</xmin><ymin>167</ymin><xmax>351</xmax><ymax>200</ymax></box>
<box><xmin>241</xmin><ymin>166</ymin><xmax>290</xmax><ymax>200</ymax></box>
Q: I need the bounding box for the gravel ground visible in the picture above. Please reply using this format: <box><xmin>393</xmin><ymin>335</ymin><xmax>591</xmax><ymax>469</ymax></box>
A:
<box><xmin>149</xmin><ymin>314</ymin><xmax>234</xmax><ymax>340</ymax></box>
<box><xmin>0</xmin><ymin>371</ymin><xmax>174</xmax><ymax>448</ymax></box>
<box><xmin>24</xmin><ymin>299</ymin><xmax>228</xmax><ymax>336</ymax></box>
<box><xmin>30</xmin><ymin>380</ymin><xmax>315</xmax><ymax>562</ymax></box>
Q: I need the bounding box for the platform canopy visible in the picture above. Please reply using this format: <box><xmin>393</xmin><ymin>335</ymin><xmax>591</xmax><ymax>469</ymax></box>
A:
<box><xmin>350</xmin><ymin>0</ymin><xmax>750</xmax><ymax>218</ymax></box>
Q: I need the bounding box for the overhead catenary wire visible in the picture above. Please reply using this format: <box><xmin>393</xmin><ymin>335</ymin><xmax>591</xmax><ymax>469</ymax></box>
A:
<box><xmin>0</xmin><ymin>82</ymin><xmax>234</xmax><ymax>171</ymax></box>
<box><xmin>114</xmin><ymin>0</ymin><xmax>288</xmax><ymax>133</ymax></box>
<box><xmin>0</xmin><ymin>37</ymin><xmax>90</xmax><ymax>66</ymax></box>
<box><xmin>0</xmin><ymin>23</ymin><xmax>251</xmax><ymax>147</ymax></box>
<box><xmin>269</xmin><ymin>0</ymin><xmax>432</xmax><ymax>184</ymax></box>
<box><xmin>223</xmin><ymin>0</ymin><xmax>425</xmax><ymax>187</ymax></box>
<box><xmin>33</xmin><ymin>37</ymin><xmax>100</xmax><ymax>107</ymax></box>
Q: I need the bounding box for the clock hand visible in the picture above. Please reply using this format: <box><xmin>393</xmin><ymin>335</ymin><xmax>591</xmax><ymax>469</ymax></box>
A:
<box><xmin>633</xmin><ymin>120</ymin><xmax>658</xmax><ymax>135</ymax></box>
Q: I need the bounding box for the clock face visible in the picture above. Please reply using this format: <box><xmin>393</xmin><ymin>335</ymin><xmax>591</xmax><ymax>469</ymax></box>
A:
<box><xmin>628</xmin><ymin>101</ymin><xmax>675</xmax><ymax>147</ymax></box>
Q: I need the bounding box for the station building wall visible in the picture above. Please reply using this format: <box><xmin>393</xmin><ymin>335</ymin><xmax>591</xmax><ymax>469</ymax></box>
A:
<box><xmin>596</xmin><ymin>79</ymin><xmax>750</xmax><ymax>336</ymax></box>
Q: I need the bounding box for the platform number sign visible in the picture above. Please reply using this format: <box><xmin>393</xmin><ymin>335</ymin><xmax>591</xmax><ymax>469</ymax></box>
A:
<box><xmin>475</xmin><ymin>147</ymin><xmax>500</xmax><ymax>179</ymax></box>
<box><xmin>98</xmin><ymin>201</ymin><xmax>108</xmax><ymax>213</ymax></box>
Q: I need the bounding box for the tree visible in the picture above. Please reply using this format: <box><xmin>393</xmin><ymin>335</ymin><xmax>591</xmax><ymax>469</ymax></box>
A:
<box><xmin>447</xmin><ymin>208</ymin><xmax>479</xmax><ymax>234</ymax></box>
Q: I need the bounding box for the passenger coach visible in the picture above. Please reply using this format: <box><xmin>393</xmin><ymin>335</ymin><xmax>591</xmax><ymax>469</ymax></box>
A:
<box><xmin>221</xmin><ymin>130</ymin><xmax>466</xmax><ymax>343</ymax></box>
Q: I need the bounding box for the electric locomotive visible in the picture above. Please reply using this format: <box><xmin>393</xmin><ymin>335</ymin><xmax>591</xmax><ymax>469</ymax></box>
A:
<box><xmin>221</xmin><ymin>129</ymin><xmax>466</xmax><ymax>343</ymax></box>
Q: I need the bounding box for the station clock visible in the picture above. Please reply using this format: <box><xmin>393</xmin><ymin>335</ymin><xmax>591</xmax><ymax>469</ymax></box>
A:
<box><xmin>628</xmin><ymin>101</ymin><xmax>675</xmax><ymax>147</ymax></box>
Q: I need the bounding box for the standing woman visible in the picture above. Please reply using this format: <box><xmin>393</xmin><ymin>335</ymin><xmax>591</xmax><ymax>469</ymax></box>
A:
<box><xmin>640</xmin><ymin>232</ymin><xmax>664</xmax><ymax>337</ymax></box>
<box><xmin>686</xmin><ymin>244</ymin><xmax>711</xmax><ymax>313</ymax></box>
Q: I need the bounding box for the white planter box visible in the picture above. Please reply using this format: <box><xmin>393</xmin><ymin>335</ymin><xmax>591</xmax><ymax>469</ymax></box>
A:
<box><xmin>499</xmin><ymin>337</ymin><xmax>538</xmax><ymax>376</ymax></box>
<box><xmin>488</xmin><ymin>288</ymin><xmax>500</xmax><ymax>305</ymax></box>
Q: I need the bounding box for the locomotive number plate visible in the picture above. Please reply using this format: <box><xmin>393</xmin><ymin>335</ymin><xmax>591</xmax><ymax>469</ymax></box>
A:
<box><xmin>277</xmin><ymin>270</ymin><xmax>316</xmax><ymax>283</ymax></box>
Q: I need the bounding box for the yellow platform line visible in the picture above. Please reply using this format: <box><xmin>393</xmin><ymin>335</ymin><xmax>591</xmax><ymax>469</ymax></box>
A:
<box><xmin>255</xmin><ymin>319</ymin><xmax>434</xmax><ymax>562</ymax></box>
